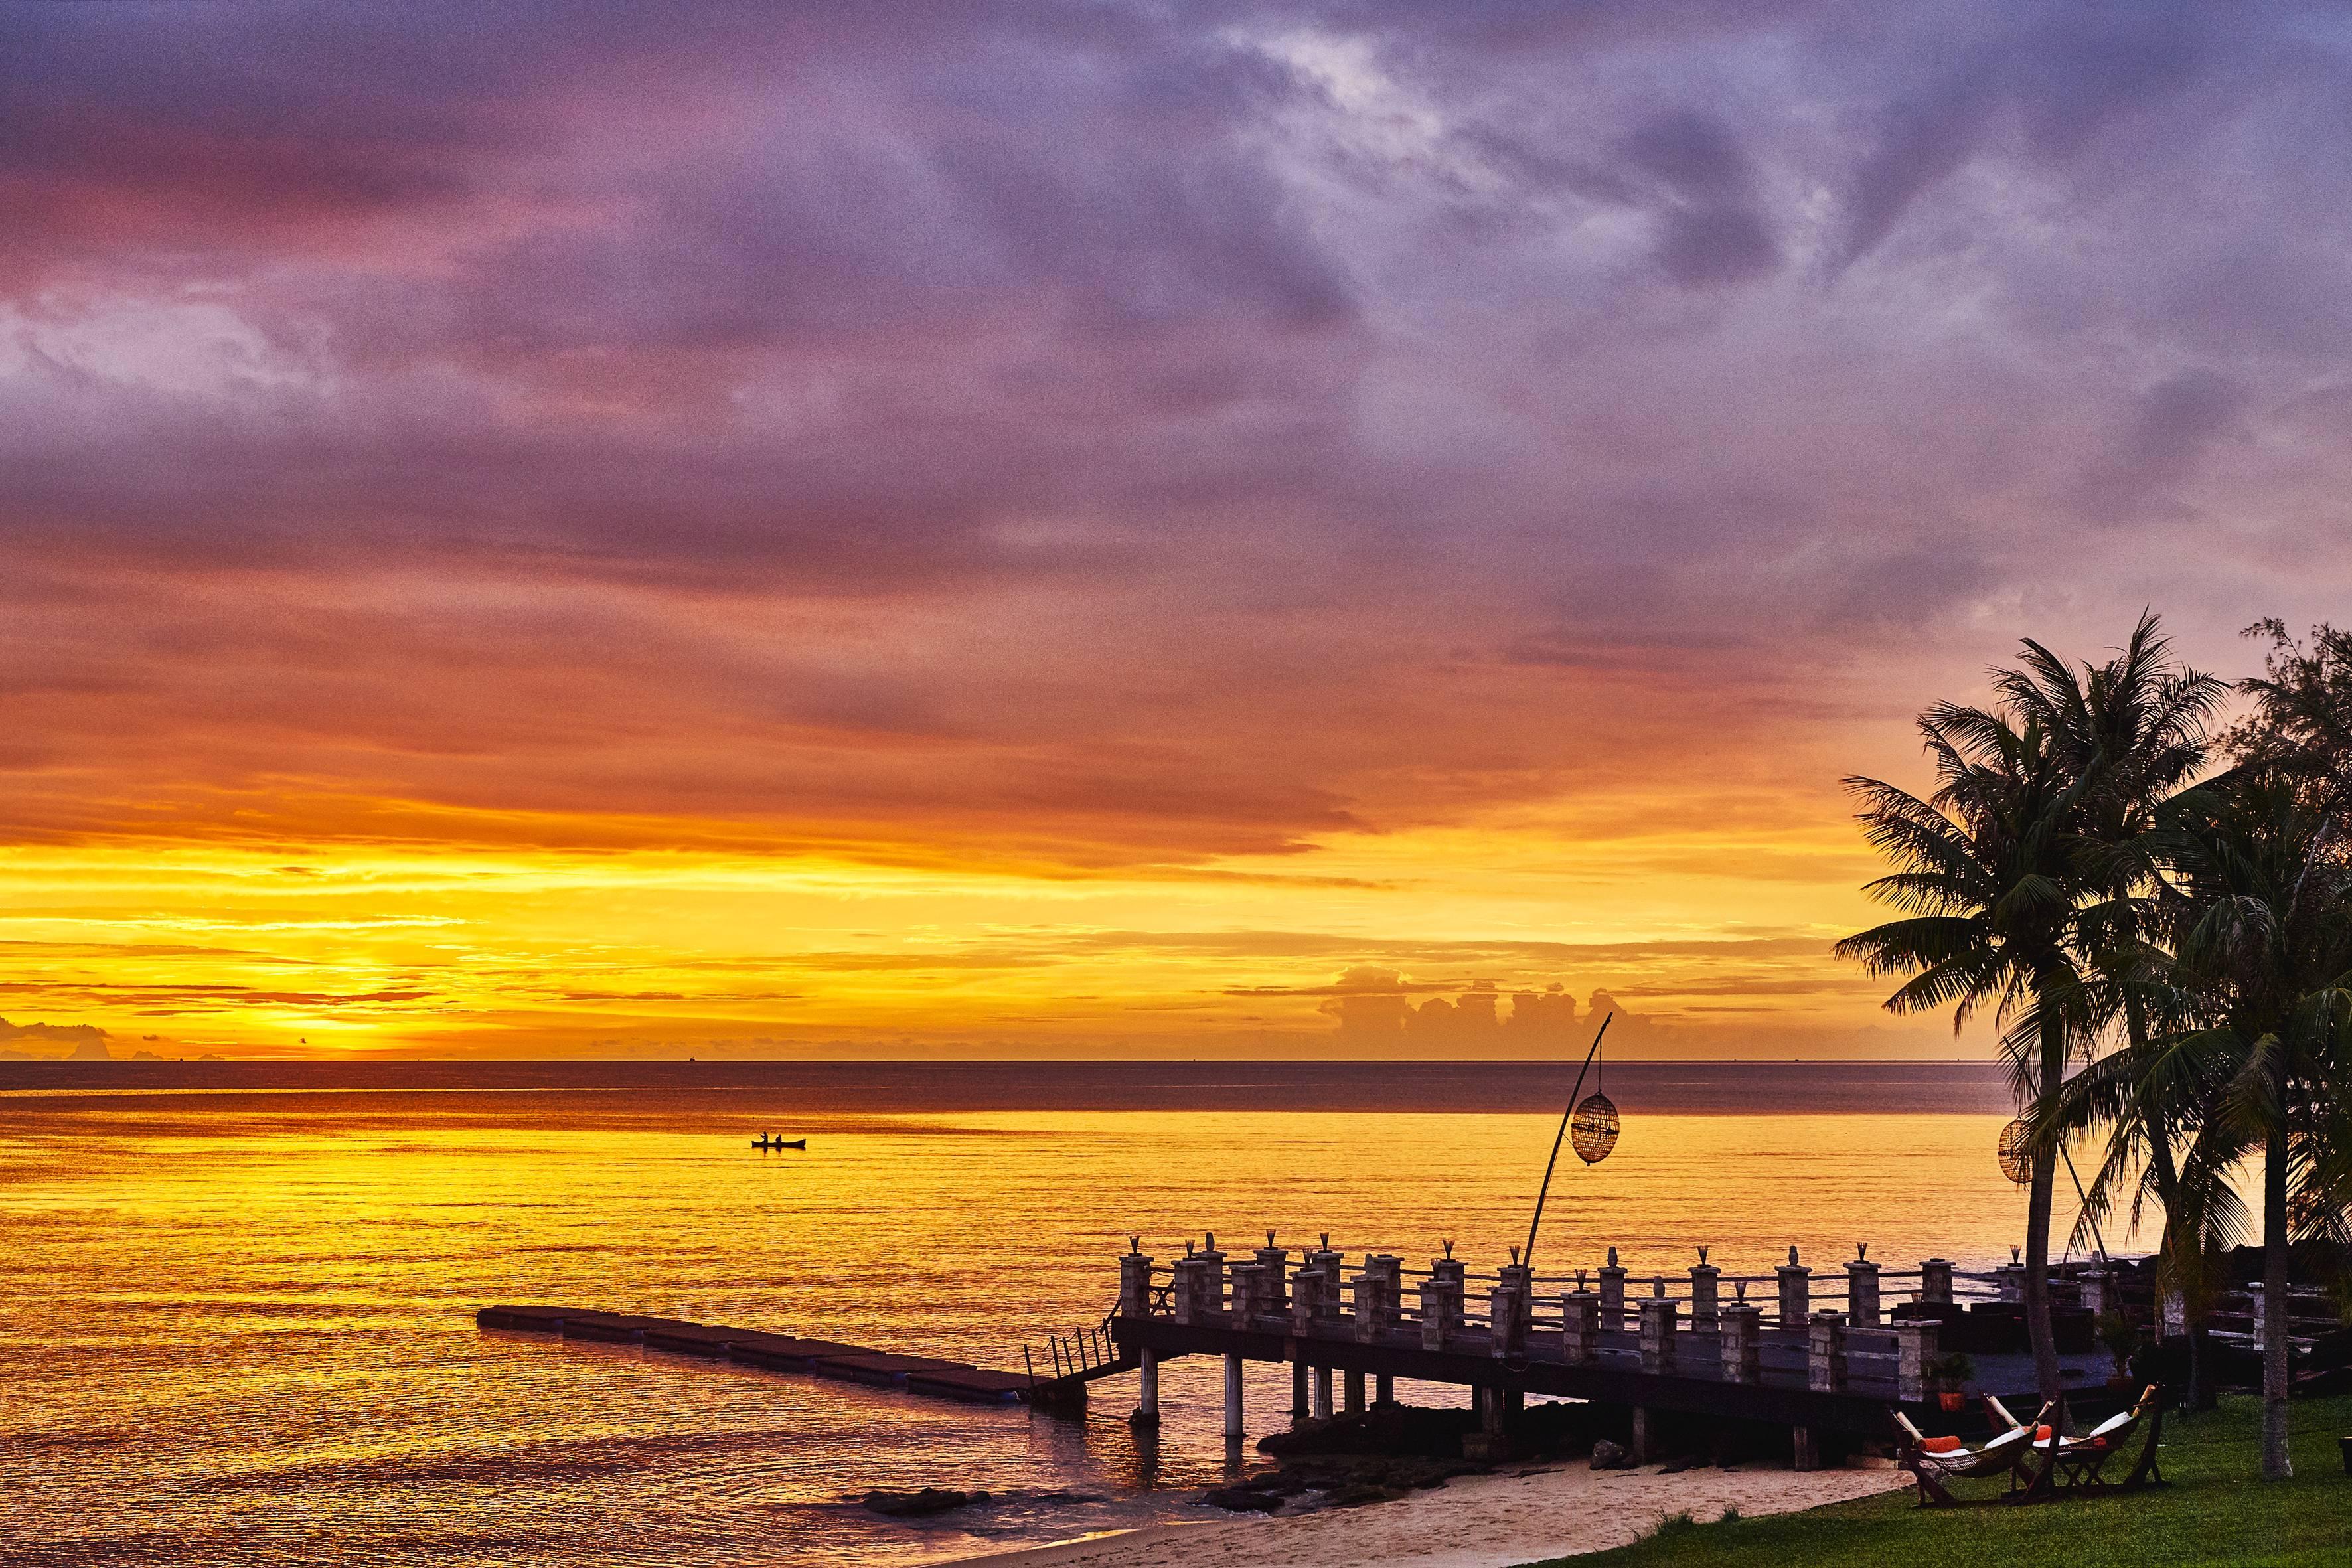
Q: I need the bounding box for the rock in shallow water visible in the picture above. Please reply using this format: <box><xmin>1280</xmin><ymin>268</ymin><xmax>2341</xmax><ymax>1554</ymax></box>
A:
<box><xmin>862</xmin><ymin>1487</ymin><xmax>991</xmax><ymax>1517</ymax></box>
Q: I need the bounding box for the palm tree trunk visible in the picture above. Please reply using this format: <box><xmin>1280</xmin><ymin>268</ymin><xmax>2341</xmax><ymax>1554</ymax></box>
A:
<box><xmin>2023</xmin><ymin>1006</ymin><xmax>2064</xmax><ymax>1401</ymax></box>
<box><xmin>2261</xmin><ymin>1119</ymin><xmax>2292</xmax><ymax>1479</ymax></box>
<box><xmin>2023</xmin><ymin>1141</ymin><xmax>2060</xmax><ymax>1400</ymax></box>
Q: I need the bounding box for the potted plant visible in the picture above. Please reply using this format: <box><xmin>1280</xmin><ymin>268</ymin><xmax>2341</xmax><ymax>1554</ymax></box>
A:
<box><xmin>2096</xmin><ymin>1310</ymin><xmax>2138</xmax><ymax>1390</ymax></box>
<box><xmin>1926</xmin><ymin>1351</ymin><xmax>1974</xmax><ymax>1411</ymax></box>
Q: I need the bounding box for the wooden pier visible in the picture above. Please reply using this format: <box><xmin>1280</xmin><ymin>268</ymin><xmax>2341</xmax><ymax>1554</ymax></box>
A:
<box><xmin>475</xmin><ymin>1306</ymin><xmax>1046</xmax><ymax>1403</ymax></box>
<box><xmin>1105</xmin><ymin>1237</ymin><xmax>2128</xmax><ymax>1464</ymax></box>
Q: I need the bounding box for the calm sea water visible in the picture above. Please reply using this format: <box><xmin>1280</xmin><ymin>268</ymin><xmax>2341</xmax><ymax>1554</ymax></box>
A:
<box><xmin>0</xmin><ymin>1061</ymin><xmax>2103</xmax><ymax>1567</ymax></box>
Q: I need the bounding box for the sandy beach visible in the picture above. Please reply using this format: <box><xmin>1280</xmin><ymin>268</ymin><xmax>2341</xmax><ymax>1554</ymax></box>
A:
<box><xmin>947</xmin><ymin>1460</ymin><xmax>1906</xmax><ymax>1568</ymax></box>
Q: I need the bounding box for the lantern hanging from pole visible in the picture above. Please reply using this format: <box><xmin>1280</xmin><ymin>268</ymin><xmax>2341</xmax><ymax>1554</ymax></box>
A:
<box><xmin>1569</xmin><ymin>1092</ymin><xmax>1619</xmax><ymax>1165</ymax></box>
<box><xmin>1997</xmin><ymin>1118</ymin><xmax>2033</xmax><ymax>1186</ymax></box>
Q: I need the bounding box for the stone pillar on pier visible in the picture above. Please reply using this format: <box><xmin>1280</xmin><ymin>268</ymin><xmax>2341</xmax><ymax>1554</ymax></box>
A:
<box><xmin>1994</xmin><ymin>1251</ymin><xmax>2025</xmax><ymax>1303</ymax></box>
<box><xmin>1846</xmin><ymin>1249</ymin><xmax>1881</xmax><ymax>1328</ymax></box>
<box><xmin>1291</xmin><ymin>1268</ymin><xmax>1326</xmax><ymax>1334</ymax></box>
<box><xmin>1689</xmin><ymin>1251</ymin><xmax>1720</xmax><ymax>1328</ymax></box>
<box><xmin>1599</xmin><ymin>1248</ymin><xmax>1628</xmax><ymax>1332</ymax></box>
<box><xmin>1499</xmin><ymin>1263</ymin><xmax>1534</xmax><ymax>1342</ymax></box>
<box><xmin>1719</xmin><ymin>1302</ymin><xmax>1761</xmax><ymax>1383</ymax></box>
<box><xmin>1137</xmin><ymin>1348</ymin><xmax>1160</xmax><ymax>1423</ymax></box>
<box><xmin>1223</xmin><ymin>1352</ymin><xmax>1245</xmax><ymax>1438</ymax></box>
<box><xmin>1313</xmin><ymin>1364</ymin><xmax>1334</xmax><ymax>1419</ymax></box>
<box><xmin>1432</xmin><ymin>1256</ymin><xmax>1468</xmax><ymax>1326</ymax></box>
<box><xmin>1197</xmin><ymin>1241</ymin><xmax>1227</xmax><ymax>1316</ymax></box>
<box><xmin>1489</xmin><ymin>1281</ymin><xmax>1526</xmax><ymax>1358</ymax></box>
<box><xmin>1420</xmin><ymin>1277</ymin><xmax>1456</xmax><ymax>1350</ymax></box>
<box><xmin>1350</xmin><ymin>1263</ymin><xmax>1385</xmax><ymax>1343</ymax></box>
<box><xmin>1172</xmin><ymin>1257</ymin><xmax>1209</xmax><ymax>1325</ymax></box>
<box><xmin>1895</xmin><ymin>1320</ymin><xmax>1938</xmax><ymax>1405</ymax></box>
<box><xmin>2080</xmin><ymin>1268</ymin><xmax>2110</xmax><ymax>1318</ymax></box>
<box><xmin>1638</xmin><ymin>1294</ymin><xmax>1680</xmax><ymax>1374</ymax></box>
<box><xmin>1344</xmin><ymin>1370</ymin><xmax>1366</xmax><ymax>1414</ymax></box>
<box><xmin>1363</xmin><ymin>1254</ymin><xmax>1405</xmax><ymax>1342</ymax></box>
<box><xmin>2248</xmin><ymin>1281</ymin><xmax>2267</xmax><ymax>1352</ymax></box>
<box><xmin>1807</xmin><ymin>1312</ymin><xmax>1848</xmax><ymax>1393</ymax></box>
<box><xmin>1256</xmin><ymin>1243</ymin><xmax>1290</xmax><ymax>1312</ymax></box>
<box><xmin>1561</xmin><ymin>1290</ymin><xmax>1600</xmax><ymax>1364</ymax></box>
<box><xmin>1777</xmin><ymin>1249</ymin><xmax>1812</xmax><ymax>1331</ymax></box>
<box><xmin>1119</xmin><ymin>1251</ymin><xmax>1155</xmax><ymax>1318</ymax></box>
<box><xmin>1303</xmin><ymin>1249</ymin><xmax>1345</xmax><ymax>1329</ymax></box>
<box><xmin>1921</xmin><ymin>1257</ymin><xmax>1954</xmax><ymax>1306</ymax></box>
<box><xmin>1291</xmin><ymin>1357</ymin><xmax>1308</xmax><ymax>1419</ymax></box>
<box><xmin>2161</xmin><ymin>1286</ymin><xmax>2187</xmax><ymax>1338</ymax></box>
<box><xmin>1229</xmin><ymin>1262</ymin><xmax>1269</xmax><ymax>1324</ymax></box>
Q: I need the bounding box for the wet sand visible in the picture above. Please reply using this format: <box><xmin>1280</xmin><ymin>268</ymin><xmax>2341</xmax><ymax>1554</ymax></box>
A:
<box><xmin>945</xmin><ymin>1458</ymin><xmax>1906</xmax><ymax>1567</ymax></box>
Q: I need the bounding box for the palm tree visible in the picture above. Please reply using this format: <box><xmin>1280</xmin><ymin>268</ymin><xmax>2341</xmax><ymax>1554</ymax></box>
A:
<box><xmin>1999</xmin><ymin>613</ymin><xmax>2227</xmax><ymax>1399</ymax></box>
<box><xmin>1838</xmin><ymin>698</ymin><xmax>2092</xmax><ymax>1401</ymax></box>
<box><xmin>2154</xmin><ymin>767</ymin><xmax>2352</xmax><ymax>1479</ymax></box>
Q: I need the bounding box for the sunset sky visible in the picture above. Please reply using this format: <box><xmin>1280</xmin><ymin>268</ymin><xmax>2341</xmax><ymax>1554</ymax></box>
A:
<box><xmin>6</xmin><ymin>4</ymin><xmax>2351</xmax><ymax>1059</ymax></box>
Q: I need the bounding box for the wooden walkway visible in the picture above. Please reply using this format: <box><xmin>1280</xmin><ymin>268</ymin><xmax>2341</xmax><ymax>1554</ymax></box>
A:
<box><xmin>475</xmin><ymin>1305</ymin><xmax>1046</xmax><ymax>1404</ymax></box>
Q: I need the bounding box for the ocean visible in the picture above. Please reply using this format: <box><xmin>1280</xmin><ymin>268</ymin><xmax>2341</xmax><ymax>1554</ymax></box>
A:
<box><xmin>0</xmin><ymin>1060</ymin><xmax>2097</xmax><ymax>1566</ymax></box>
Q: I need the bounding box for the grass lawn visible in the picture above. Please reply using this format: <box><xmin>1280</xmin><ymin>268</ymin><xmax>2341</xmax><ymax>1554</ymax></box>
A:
<box><xmin>1522</xmin><ymin>1393</ymin><xmax>2352</xmax><ymax>1568</ymax></box>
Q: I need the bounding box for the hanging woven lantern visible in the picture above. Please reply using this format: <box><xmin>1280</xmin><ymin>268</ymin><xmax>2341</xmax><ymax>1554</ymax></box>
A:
<box><xmin>1997</xmin><ymin>1118</ymin><xmax>2033</xmax><ymax>1186</ymax></box>
<box><xmin>1569</xmin><ymin>1092</ymin><xmax>1619</xmax><ymax>1164</ymax></box>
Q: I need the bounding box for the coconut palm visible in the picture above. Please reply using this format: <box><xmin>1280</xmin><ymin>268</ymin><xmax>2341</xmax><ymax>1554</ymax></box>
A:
<box><xmin>1999</xmin><ymin>613</ymin><xmax>2228</xmax><ymax>1398</ymax></box>
<box><xmin>1838</xmin><ymin>700</ymin><xmax>2093</xmax><ymax>1401</ymax></box>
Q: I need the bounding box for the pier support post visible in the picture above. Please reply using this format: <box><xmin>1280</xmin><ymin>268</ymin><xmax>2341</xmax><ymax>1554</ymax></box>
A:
<box><xmin>1921</xmin><ymin>1257</ymin><xmax>1954</xmax><ymax>1306</ymax></box>
<box><xmin>1719</xmin><ymin>1302</ymin><xmax>1761</xmax><ymax>1384</ymax></box>
<box><xmin>1895</xmin><ymin>1320</ymin><xmax>1938</xmax><ymax>1405</ymax></box>
<box><xmin>1136</xmin><ymin>1349</ymin><xmax>1160</xmax><ymax>1424</ymax></box>
<box><xmin>1689</xmin><ymin>1253</ymin><xmax>1720</xmax><ymax>1328</ymax></box>
<box><xmin>1599</xmin><ymin>1248</ymin><xmax>1628</xmax><ymax>1332</ymax></box>
<box><xmin>1291</xmin><ymin>1356</ymin><xmax>1308</xmax><ymax>1419</ymax></box>
<box><xmin>1344</xmin><ymin>1370</ymin><xmax>1366</xmax><ymax>1415</ymax></box>
<box><xmin>1313</xmin><ymin>1364</ymin><xmax>1334</xmax><ymax>1419</ymax></box>
<box><xmin>1845</xmin><ymin>1249</ymin><xmax>1880</xmax><ymax>1328</ymax></box>
<box><xmin>1562</xmin><ymin>1290</ymin><xmax>1600</xmax><ymax>1364</ymax></box>
<box><xmin>1807</xmin><ymin>1312</ymin><xmax>1848</xmax><ymax>1393</ymax></box>
<box><xmin>1223</xmin><ymin>1352</ymin><xmax>1244</xmax><ymax>1439</ymax></box>
<box><xmin>1776</xmin><ymin>1249</ymin><xmax>1811</xmax><ymax>1332</ymax></box>
<box><xmin>1638</xmin><ymin>1294</ymin><xmax>1680</xmax><ymax>1374</ymax></box>
<box><xmin>1792</xmin><ymin>1425</ymin><xmax>1820</xmax><ymax>1472</ymax></box>
<box><xmin>1375</xmin><ymin>1373</ymin><xmax>1393</xmax><ymax>1406</ymax></box>
<box><xmin>1631</xmin><ymin>1405</ymin><xmax>1656</xmax><ymax>1464</ymax></box>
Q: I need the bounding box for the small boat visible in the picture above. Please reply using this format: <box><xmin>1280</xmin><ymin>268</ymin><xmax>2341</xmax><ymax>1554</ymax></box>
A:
<box><xmin>751</xmin><ymin>1136</ymin><xmax>807</xmax><ymax>1150</ymax></box>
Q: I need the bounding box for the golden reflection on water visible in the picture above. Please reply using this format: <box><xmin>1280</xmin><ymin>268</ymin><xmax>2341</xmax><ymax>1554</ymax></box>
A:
<box><xmin>0</xmin><ymin>1091</ymin><xmax>2102</xmax><ymax>1566</ymax></box>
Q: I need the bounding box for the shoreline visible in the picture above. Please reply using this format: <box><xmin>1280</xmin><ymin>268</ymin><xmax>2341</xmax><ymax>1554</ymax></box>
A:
<box><xmin>944</xmin><ymin>1459</ymin><xmax>1905</xmax><ymax>1568</ymax></box>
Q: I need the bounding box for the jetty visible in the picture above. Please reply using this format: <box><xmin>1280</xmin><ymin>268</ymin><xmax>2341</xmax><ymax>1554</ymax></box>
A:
<box><xmin>1104</xmin><ymin>1237</ymin><xmax>2140</xmax><ymax>1466</ymax></box>
<box><xmin>474</xmin><ymin>1306</ymin><xmax>1044</xmax><ymax>1404</ymax></box>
